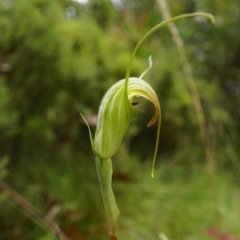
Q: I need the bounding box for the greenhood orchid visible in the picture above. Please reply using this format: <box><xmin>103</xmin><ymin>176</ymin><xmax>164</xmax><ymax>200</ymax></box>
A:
<box><xmin>94</xmin><ymin>67</ymin><xmax>160</xmax><ymax>170</ymax></box>
<box><xmin>81</xmin><ymin>13</ymin><xmax>214</xmax><ymax>240</ymax></box>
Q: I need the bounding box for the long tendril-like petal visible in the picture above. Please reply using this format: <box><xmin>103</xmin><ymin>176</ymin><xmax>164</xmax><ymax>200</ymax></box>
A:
<box><xmin>124</xmin><ymin>12</ymin><xmax>214</xmax><ymax>97</ymax></box>
<box><xmin>128</xmin><ymin>78</ymin><xmax>161</xmax><ymax>177</ymax></box>
<box><xmin>139</xmin><ymin>56</ymin><xmax>153</xmax><ymax>79</ymax></box>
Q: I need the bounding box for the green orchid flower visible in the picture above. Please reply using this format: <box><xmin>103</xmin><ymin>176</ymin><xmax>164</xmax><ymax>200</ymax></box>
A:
<box><xmin>81</xmin><ymin>59</ymin><xmax>159</xmax><ymax>240</ymax></box>
<box><xmin>81</xmin><ymin>13</ymin><xmax>214</xmax><ymax>240</ymax></box>
<box><xmin>94</xmin><ymin>65</ymin><xmax>160</xmax><ymax>172</ymax></box>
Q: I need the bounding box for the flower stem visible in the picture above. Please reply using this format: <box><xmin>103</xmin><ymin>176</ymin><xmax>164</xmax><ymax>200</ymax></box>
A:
<box><xmin>95</xmin><ymin>155</ymin><xmax>119</xmax><ymax>240</ymax></box>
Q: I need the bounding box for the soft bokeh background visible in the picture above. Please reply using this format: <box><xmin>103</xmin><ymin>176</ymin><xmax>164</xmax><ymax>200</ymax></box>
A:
<box><xmin>0</xmin><ymin>0</ymin><xmax>240</xmax><ymax>239</ymax></box>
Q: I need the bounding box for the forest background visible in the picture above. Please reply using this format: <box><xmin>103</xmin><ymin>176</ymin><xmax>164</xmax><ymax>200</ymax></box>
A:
<box><xmin>0</xmin><ymin>0</ymin><xmax>240</xmax><ymax>239</ymax></box>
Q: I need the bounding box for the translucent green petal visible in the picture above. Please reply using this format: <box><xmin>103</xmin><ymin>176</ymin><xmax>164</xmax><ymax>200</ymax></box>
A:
<box><xmin>94</xmin><ymin>80</ymin><xmax>136</xmax><ymax>159</ymax></box>
<box><xmin>128</xmin><ymin>77</ymin><xmax>161</xmax><ymax>177</ymax></box>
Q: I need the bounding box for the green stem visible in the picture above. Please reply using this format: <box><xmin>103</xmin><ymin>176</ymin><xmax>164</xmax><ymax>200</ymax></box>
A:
<box><xmin>95</xmin><ymin>155</ymin><xmax>119</xmax><ymax>240</ymax></box>
<box><xmin>124</xmin><ymin>12</ymin><xmax>214</xmax><ymax>97</ymax></box>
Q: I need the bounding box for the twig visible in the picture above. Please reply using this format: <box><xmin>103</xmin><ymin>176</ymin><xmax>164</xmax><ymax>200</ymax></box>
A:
<box><xmin>159</xmin><ymin>232</ymin><xmax>169</xmax><ymax>240</ymax></box>
<box><xmin>156</xmin><ymin>0</ymin><xmax>219</xmax><ymax>226</ymax></box>
<box><xmin>156</xmin><ymin>0</ymin><xmax>214</xmax><ymax>173</ymax></box>
<box><xmin>0</xmin><ymin>181</ymin><xmax>71</xmax><ymax>240</ymax></box>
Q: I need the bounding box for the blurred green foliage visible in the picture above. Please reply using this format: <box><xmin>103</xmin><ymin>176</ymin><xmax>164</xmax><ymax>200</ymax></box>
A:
<box><xmin>0</xmin><ymin>0</ymin><xmax>240</xmax><ymax>239</ymax></box>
